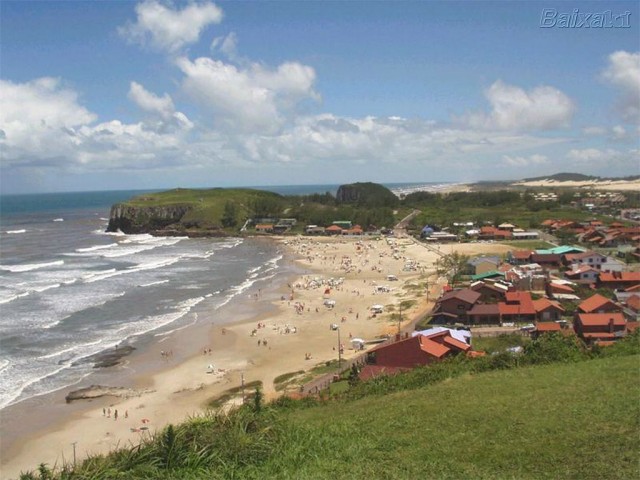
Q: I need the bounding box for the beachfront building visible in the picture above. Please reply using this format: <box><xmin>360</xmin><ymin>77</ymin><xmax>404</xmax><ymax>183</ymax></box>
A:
<box><xmin>360</xmin><ymin>330</ymin><xmax>471</xmax><ymax>380</ymax></box>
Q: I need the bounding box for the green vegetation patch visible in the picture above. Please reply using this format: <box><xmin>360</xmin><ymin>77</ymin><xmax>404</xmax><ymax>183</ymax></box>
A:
<box><xmin>206</xmin><ymin>380</ymin><xmax>262</xmax><ymax>409</ymax></box>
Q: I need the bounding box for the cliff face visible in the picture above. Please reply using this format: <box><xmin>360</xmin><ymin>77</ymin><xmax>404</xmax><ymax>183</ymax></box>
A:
<box><xmin>107</xmin><ymin>203</ymin><xmax>192</xmax><ymax>234</ymax></box>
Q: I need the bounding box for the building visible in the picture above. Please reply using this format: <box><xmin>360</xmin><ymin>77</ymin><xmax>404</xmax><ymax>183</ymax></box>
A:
<box><xmin>498</xmin><ymin>291</ymin><xmax>536</xmax><ymax>324</ymax></box>
<box><xmin>431</xmin><ymin>288</ymin><xmax>481</xmax><ymax>323</ymax></box>
<box><xmin>565</xmin><ymin>265</ymin><xmax>600</xmax><ymax>285</ymax></box>
<box><xmin>576</xmin><ymin>294</ymin><xmax>622</xmax><ymax>315</ymax></box>
<box><xmin>563</xmin><ymin>251</ymin><xmax>608</xmax><ymax>270</ymax></box>
<box><xmin>361</xmin><ymin>330</ymin><xmax>472</xmax><ymax>379</ymax></box>
<box><xmin>574</xmin><ymin>313</ymin><xmax>627</xmax><ymax>344</ymax></box>
<box><xmin>533</xmin><ymin>298</ymin><xmax>565</xmax><ymax>321</ymax></box>
<box><xmin>598</xmin><ymin>271</ymin><xmax>640</xmax><ymax>290</ymax></box>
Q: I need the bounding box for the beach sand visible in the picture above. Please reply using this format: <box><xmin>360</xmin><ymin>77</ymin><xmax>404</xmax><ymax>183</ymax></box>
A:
<box><xmin>0</xmin><ymin>235</ymin><xmax>511</xmax><ymax>479</ymax></box>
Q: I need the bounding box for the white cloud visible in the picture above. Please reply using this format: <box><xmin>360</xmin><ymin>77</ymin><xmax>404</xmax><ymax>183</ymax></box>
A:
<box><xmin>582</xmin><ymin>126</ymin><xmax>607</xmax><ymax>136</ymax></box>
<box><xmin>0</xmin><ymin>78</ymin><xmax>193</xmax><ymax>172</ymax></box>
<box><xmin>128</xmin><ymin>81</ymin><xmax>175</xmax><ymax>119</ymax></box>
<box><xmin>177</xmin><ymin>56</ymin><xmax>319</xmax><ymax>133</ymax></box>
<box><xmin>0</xmin><ymin>78</ymin><xmax>97</xmax><ymax>165</ymax></box>
<box><xmin>464</xmin><ymin>80</ymin><xmax>575</xmax><ymax>131</ymax></box>
<box><xmin>566</xmin><ymin>147</ymin><xmax>640</xmax><ymax>172</ymax></box>
<box><xmin>119</xmin><ymin>0</ymin><xmax>223</xmax><ymax>53</ymax></box>
<box><xmin>502</xmin><ymin>154</ymin><xmax>549</xmax><ymax>167</ymax></box>
<box><xmin>601</xmin><ymin>51</ymin><xmax>640</xmax><ymax>123</ymax></box>
<box><xmin>211</xmin><ymin>32</ymin><xmax>238</xmax><ymax>60</ymax></box>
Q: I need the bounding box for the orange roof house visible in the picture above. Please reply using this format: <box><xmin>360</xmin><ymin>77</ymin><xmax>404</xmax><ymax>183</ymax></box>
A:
<box><xmin>577</xmin><ymin>294</ymin><xmax>621</xmax><ymax>314</ymax></box>
<box><xmin>361</xmin><ymin>331</ymin><xmax>472</xmax><ymax>379</ymax></box>
<box><xmin>324</xmin><ymin>225</ymin><xmax>343</xmax><ymax>235</ymax></box>
<box><xmin>574</xmin><ymin>313</ymin><xmax>627</xmax><ymax>343</ymax></box>
<box><xmin>533</xmin><ymin>298</ymin><xmax>565</xmax><ymax>322</ymax></box>
<box><xmin>498</xmin><ymin>291</ymin><xmax>536</xmax><ymax>322</ymax></box>
<box><xmin>598</xmin><ymin>271</ymin><xmax>640</xmax><ymax>290</ymax></box>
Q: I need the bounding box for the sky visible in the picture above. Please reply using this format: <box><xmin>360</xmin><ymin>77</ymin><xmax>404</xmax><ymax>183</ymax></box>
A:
<box><xmin>1</xmin><ymin>0</ymin><xmax>639</xmax><ymax>194</ymax></box>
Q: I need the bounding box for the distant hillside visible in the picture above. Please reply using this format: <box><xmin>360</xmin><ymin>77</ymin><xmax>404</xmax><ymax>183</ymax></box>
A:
<box><xmin>335</xmin><ymin>182</ymin><xmax>399</xmax><ymax>207</ymax></box>
<box><xmin>107</xmin><ymin>188</ymin><xmax>285</xmax><ymax>235</ymax></box>
<box><xmin>521</xmin><ymin>172</ymin><xmax>640</xmax><ymax>182</ymax></box>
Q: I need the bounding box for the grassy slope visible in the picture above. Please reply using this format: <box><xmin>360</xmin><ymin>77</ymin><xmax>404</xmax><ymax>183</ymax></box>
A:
<box><xmin>268</xmin><ymin>355</ymin><xmax>639</xmax><ymax>480</ymax></box>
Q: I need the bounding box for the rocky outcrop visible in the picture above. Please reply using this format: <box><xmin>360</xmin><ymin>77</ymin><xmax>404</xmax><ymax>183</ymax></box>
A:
<box><xmin>65</xmin><ymin>385</ymin><xmax>154</xmax><ymax>403</ymax></box>
<box><xmin>107</xmin><ymin>203</ymin><xmax>192</xmax><ymax>234</ymax></box>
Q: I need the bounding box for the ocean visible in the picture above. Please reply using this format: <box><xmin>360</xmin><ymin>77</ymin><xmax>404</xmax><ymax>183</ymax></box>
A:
<box><xmin>0</xmin><ymin>182</ymin><xmax>446</xmax><ymax>411</ymax></box>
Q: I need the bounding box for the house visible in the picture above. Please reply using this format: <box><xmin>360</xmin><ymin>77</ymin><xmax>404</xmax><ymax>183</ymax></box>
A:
<box><xmin>574</xmin><ymin>313</ymin><xmax>627</xmax><ymax>343</ymax></box>
<box><xmin>342</xmin><ymin>225</ymin><xmax>364</xmax><ymax>236</ymax></box>
<box><xmin>470</xmin><ymin>281</ymin><xmax>507</xmax><ymax>303</ymax></box>
<box><xmin>507</xmin><ymin>250</ymin><xmax>534</xmax><ymax>265</ymax></box>
<box><xmin>467</xmin><ymin>303</ymin><xmax>501</xmax><ymax>325</ymax></box>
<box><xmin>529</xmin><ymin>253</ymin><xmax>563</xmax><ymax>269</ymax></box>
<box><xmin>324</xmin><ymin>225</ymin><xmax>343</xmax><ymax>235</ymax></box>
<box><xmin>498</xmin><ymin>291</ymin><xmax>536</xmax><ymax>323</ymax></box>
<box><xmin>547</xmin><ymin>280</ymin><xmax>579</xmax><ymax>300</ymax></box>
<box><xmin>533</xmin><ymin>298</ymin><xmax>565</xmax><ymax>321</ymax></box>
<box><xmin>598</xmin><ymin>271</ymin><xmax>640</xmax><ymax>290</ymax></box>
<box><xmin>431</xmin><ymin>289</ymin><xmax>481</xmax><ymax>323</ymax></box>
<box><xmin>331</xmin><ymin>220</ymin><xmax>352</xmax><ymax>229</ymax></box>
<box><xmin>467</xmin><ymin>256</ymin><xmax>501</xmax><ymax>276</ymax></box>
<box><xmin>563</xmin><ymin>251</ymin><xmax>608</xmax><ymax>270</ymax></box>
<box><xmin>532</xmin><ymin>321</ymin><xmax>562</xmax><ymax>339</ymax></box>
<box><xmin>576</xmin><ymin>294</ymin><xmax>621</xmax><ymax>314</ymax></box>
<box><xmin>511</xmin><ymin>231</ymin><xmax>540</xmax><ymax>240</ymax></box>
<box><xmin>565</xmin><ymin>265</ymin><xmax>600</xmax><ymax>284</ymax></box>
<box><xmin>362</xmin><ymin>330</ymin><xmax>471</xmax><ymax>377</ymax></box>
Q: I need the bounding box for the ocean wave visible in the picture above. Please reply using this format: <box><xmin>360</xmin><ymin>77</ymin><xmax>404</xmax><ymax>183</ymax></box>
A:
<box><xmin>36</xmin><ymin>339</ymin><xmax>104</xmax><ymax>360</ymax></box>
<box><xmin>0</xmin><ymin>359</ymin><xmax>10</xmax><ymax>374</ymax></box>
<box><xmin>6</xmin><ymin>229</ymin><xmax>27</xmax><ymax>234</ymax></box>
<box><xmin>138</xmin><ymin>279</ymin><xmax>170</xmax><ymax>288</ymax></box>
<box><xmin>0</xmin><ymin>260</ymin><xmax>64</xmax><ymax>273</ymax></box>
<box><xmin>31</xmin><ymin>283</ymin><xmax>62</xmax><ymax>293</ymax></box>
<box><xmin>0</xmin><ymin>292</ymin><xmax>30</xmax><ymax>305</ymax></box>
<box><xmin>53</xmin><ymin>218</ymin><xmax>64</xmax><ymax>222</ymax></box>
<box><xmin>75</xmin><ymin>243</ymin><xmax>119</xmax><ymax>253</ymax></box>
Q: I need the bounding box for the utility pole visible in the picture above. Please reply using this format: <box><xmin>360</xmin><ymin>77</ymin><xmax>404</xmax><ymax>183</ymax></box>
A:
<box><xmin>397</xmin><ymin>303</ymin><xmax>402</xmax><ymax>335</ymax></box>
<box><xmin>241</xmin><ymin>372</ymin><xmax>245</xmax><ymax>403</ymax></box>
<box><xmin>71</xmin><ymin>441</ymin><xmax>77</xmax><ymax>467</ymax></box>
<box><xmin>337</xmin><ymin>327</ymin><xmax>342</xmax><ymax>369</ymax></box>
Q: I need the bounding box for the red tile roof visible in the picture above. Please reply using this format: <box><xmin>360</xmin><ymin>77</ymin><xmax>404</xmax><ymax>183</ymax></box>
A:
<box><xmin>535</xmin><ymin>322</ymin><xmax>562</xmax><ymax>332</ymax></box>
<box><xmin>511</xmin><ymin>250</ymin><xmax>534</xmax><ymax>260</ymax></box>
<box><xmin>577</xmin><ymin>294</ymin><xmax>618</xmax><ymax>313</ymax></box>
<box><xmin>419</xmin><ymin>336</ymin><xmax>450</xmax><ymax>358</ymax></box>
<box><xmin>626</xmin><ymin>295</ymin><xmax>640</xmax><ymax>312</ymax></box>
<box><xmin>442</xmin><ymin>336</ymin><xmax>472</xmax><ymax>352</ymax></box>
<box><xmin>549</xmin><ymin>282</ymin><xmax>575</xmax><ymax>294</ymax></box>
<box><xmin>325</xmin><ymin>225</ymin><xmax>342</xmax><ymax>232</ymax></box>
<box><xmin>440</xmin><ymin>288</ymin><xmax>481</xmax><ymax>305</ymax></box>
<box><xmin>599</xmin><ymin>271</ymin><xmax>640</xmax><ymax>283</ymax></box>
<box><xmin>576</xmin><ymin>313</ymin><xmax>626</xmax><ymax>327</ymax></box>
<box><xmin>532</xmin><ymin>298</ymin><xmax>564</xmax><ymax>313</ymax></box>
<box><xmin>499</xmin><ymin>291</ymin><xmax>536</xmax><ymax>316</ymax></box>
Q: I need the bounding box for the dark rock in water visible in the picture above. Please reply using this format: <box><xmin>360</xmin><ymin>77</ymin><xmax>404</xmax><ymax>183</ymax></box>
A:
<box><xmin>72</xmin><ymin>345</ymin><xmax>136</xmax><ymax>368</ymax></box>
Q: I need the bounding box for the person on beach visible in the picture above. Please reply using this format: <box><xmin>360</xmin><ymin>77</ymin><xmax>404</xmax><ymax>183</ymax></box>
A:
<box><xmin>114</xmin><ymin>409</ymin><xmax>118</xmax><ymax>421</ymax></box>
<box><xmin>102</xmin><ymin>408</ymin><xmax>105</xmax><ymax>416</ymax></box>
<box><xmin>107</xmin><ymin>408</ymin><xmax>111</xmax><ymax>418</ymax></box>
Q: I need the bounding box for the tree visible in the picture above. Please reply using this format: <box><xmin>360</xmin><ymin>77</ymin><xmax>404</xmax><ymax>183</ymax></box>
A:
<box><xmin>438</xmin><ymin>252</ymin><xmax>470</xmax><ymax>286</ymax></box>
<box><xmin>221</xmin><ymin>201</ymin><xmax>238</xmax><ymax>228</ymax></box>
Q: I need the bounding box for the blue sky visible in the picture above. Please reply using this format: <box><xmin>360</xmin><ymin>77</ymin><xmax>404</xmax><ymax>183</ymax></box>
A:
<box><xmin>1</xmin><ymin>0</ymin><xmax>638</xmax><ymax>193</ymax></box>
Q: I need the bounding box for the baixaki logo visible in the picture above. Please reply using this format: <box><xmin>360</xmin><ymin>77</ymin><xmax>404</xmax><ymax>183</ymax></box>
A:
<box><xmin>540</xmin><ymin>8</ymin><xmax>631</xmax><ymax>28</ymax></box>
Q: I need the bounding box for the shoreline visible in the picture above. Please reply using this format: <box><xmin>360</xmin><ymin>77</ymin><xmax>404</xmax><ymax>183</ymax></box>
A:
<box><xmin>0</xmin><ymin>235</ymin><xmax>512</xmax><ymax>479</ymax></box>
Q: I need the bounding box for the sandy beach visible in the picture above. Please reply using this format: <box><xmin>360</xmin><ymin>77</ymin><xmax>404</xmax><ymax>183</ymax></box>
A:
<box><xmin>0</xmin><ymin>234</ymin><xmax>511</xmax><ymax>479</ymax></box>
